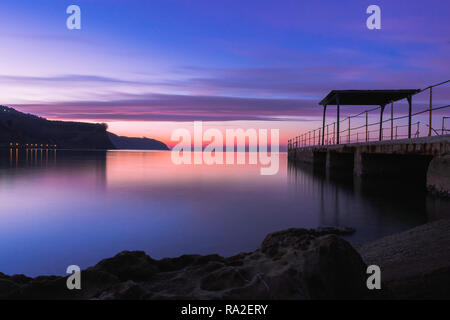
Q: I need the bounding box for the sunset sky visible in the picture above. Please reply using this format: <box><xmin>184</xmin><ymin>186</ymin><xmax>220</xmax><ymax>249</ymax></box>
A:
<box><xmin>0</xmin><ymin>0</ymin><xmax>449</xmax><ymax>148</ymax></box>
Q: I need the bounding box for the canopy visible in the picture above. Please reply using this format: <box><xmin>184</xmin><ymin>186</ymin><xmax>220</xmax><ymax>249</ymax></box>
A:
<box><xmin>319</xmin><ymin>89</ymin><xmax>421</xmax><ymax>106</ymax></box>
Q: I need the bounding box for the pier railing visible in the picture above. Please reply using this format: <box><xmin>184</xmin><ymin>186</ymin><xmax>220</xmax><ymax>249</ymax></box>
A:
<box><xmin>288</xmin><ymin>80</ymin><xmax>450</xmax><ymax>150</ymax></box>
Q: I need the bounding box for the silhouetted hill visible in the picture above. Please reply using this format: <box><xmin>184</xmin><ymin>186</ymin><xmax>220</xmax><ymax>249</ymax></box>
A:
<box><xmin>108</xmin><ymin>132</ymin><xmax>169</xmax><ymax>150</ymax></box>
<box><xmin>0</xmin><ymin>106</ymin><xmax>168</xmax><ymax>150</ymax></box>
<box><xmin>0</xmin><ymin>106</ymin><xmax>114</xmax><ymax>149</ymax></box>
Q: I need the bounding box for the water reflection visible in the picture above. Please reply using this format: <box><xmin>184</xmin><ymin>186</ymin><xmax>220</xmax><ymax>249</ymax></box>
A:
<box><xmin>0</xmin><ymin>150</ymin><xmax>440</xmax><ymax>276</ymax></box>
<box><xmin>287</xmin><ymin>162</ymin><xmax>428</xmax><ymax>244</ymax></box>
<box><xmin>0</xmin><ymin>148</ymin><xmax>107</xmax><ymax>189</ymax></box>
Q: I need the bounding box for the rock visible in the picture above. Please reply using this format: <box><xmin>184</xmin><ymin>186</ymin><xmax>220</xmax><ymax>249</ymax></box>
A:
<box><xmin>300</xmin><ymin>234</ymin><xmax>368</xmax><ymax>299</ymax></box>
<box><xmin>0</xmin><ymin>279</ymin><xmax>20</xmax><ymax>298</ymax></box>
<box><xmin>97</xmin><ymin>281</ymin><xmax>147</xmax><ymax>300</ymax></box>
<box><xmin>157</xmin><ymin>254</ymin><xmax>224</xmax><ymax>272</ymax></box>
<box><xmin>0</xmin><ymin>228</ymin><xmax>385</xmax><ymax>300</ymax></box>
<box><xmin>9</xmin><ymin>274</ymin><xmax>32</xmax><ymax>285</ymax></box>
<box><xmin>89</xmin><ymin>250</ymin><xmax>159</xmax><ymax>281</ymax></box>
<box><xmin>314</xmin><ymin>226</ymin><xmax>356</xmax><ymax>236</ymax></box>
<box><xmin>358</xmin><ymin>218</ymin><xmax>450</xmax><ymax>299</ymax></box>
<box><xmin>427</xmin><ymin>155</ymin><xmax>450</xmax><ymax>196</ymax></box>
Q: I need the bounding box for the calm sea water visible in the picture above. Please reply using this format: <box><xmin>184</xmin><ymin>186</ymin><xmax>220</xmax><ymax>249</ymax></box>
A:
<box><xmin>0</xmin><ymin>149</ymin><xmax>438</xmax><ymax>276</ymax></box>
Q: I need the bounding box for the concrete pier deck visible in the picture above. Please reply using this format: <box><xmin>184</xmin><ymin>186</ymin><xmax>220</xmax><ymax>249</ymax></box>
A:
<box><xmin>288</xmin><ymin>135</ymin><xmax>450</xmax><ymax>193</ymax></box>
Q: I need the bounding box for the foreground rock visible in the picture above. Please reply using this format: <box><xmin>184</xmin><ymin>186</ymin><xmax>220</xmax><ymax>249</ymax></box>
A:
<box><xmin>0</xmin><ymin>227</ymin><xmax>383</xmax><ymax>300</ymax></box>
<box><xmin>358</xmin><ymin>218</ymin><xmax>450</xmax><ymax>300</ymax></box>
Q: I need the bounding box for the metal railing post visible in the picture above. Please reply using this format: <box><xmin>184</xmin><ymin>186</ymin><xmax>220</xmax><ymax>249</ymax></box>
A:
<box><xmin>365</xmin><ymin>111</ymin><xmax>368</xmax><ymax>142</ymax></box>
<box><xmin>407</xmin><ymin>95</ymin><xmax>412</xmax><ymax>139</ymax></box>
<box><xmin>348</xmin><ymin>117</ymin><xmax>350</xmax><ymax>143</ymax></box>
<box><xmin>429</xmin><ymin>87</ymin><xmax>432</xmax><ymax>136</ymax></box>
<box><xmin>336</xmin><ymin>99</ymin><xmax>340</xmax><ymax>144</ymax></box>
<box><xmin>379</xmin><ymin>105</ymin><xmax>385</xmax><ymax>141</ymax></box>
<box><xmin>391</xmin><ymin>103</ymin><xmax>394</xmax><ymax>140</ymax></box>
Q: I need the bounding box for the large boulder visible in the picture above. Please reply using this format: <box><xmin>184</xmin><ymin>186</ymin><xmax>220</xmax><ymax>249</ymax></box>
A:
<box><xmin>427</xmin><ymin>155</ymin><xmax>450</xmax><ymax>196</ymax></box>
<box><xmin>0</xmin><ymin>228</ymin><xmax>384</xmax><ymax>299</ymax></box>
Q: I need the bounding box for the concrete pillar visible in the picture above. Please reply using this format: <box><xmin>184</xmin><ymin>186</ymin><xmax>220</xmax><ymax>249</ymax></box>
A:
<box><xmin>427</xmin><ymin>155</ymin><xmax>450</xmax><ymax>196</ymax></box>
<box><xmin>353</xmin><ymin>149</ymin><xmax>363</xmax><ymax>177</ymax></box>
<box><xmin>407</xmin><ymin>95</ymin><xmax>412</xmax><ymax>139</ymax></box>
<box><xmin>326</xmin><ymin>150</ymin><xmax>354</xmax><ymax>176</ymax></box>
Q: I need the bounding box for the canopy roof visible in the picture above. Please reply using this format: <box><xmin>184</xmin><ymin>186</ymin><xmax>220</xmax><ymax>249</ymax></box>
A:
<box><xmin>319</xmin><ymin>89</ymin><xmax>421</xmax><ymax>106</ymax></box>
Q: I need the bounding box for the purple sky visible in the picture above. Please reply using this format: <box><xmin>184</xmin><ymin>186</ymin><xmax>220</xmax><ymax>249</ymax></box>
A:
<box><xmin>0</xmin><ymin>0</ymin><xmax>448</xmax><ymax>144</ymax></box>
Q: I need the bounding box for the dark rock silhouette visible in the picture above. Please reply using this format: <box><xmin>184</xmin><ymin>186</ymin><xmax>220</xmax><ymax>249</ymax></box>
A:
<box><xmin>0</xmin><ymin>228</ymin><xmax>386</xmax><ymax>300</ymax></box>
<box><xmin>108</xmin><ymin>132</ymin><xmax>169</xmax><ymax>150</ymax></box>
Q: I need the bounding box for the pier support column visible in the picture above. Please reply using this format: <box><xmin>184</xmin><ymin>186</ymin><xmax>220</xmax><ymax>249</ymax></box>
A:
<box><xmin>427</xmin><ymin>155</ymin><xmax>450</xmax><ymax>196</ymax></box>
<box><xmin>354</xmin><ymin>151</ymin><xmax>432</xmax><ymax>180</ymax></box>
<box><xmin>354</xmin><ymin>149</ymin><xmax>363</xmax><ymax>177</ymax></box>
<box><xmin>326</xmin><ymin>150</ymin><xmax>354</xmax><ymax>176</ymax></box>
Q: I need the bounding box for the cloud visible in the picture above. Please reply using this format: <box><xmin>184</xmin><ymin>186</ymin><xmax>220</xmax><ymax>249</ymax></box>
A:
<box><xmin>10</xmin><ymin>93</ymin><xmax>323</xmax><ymax>121</ymax></box>
<box><xmin>6</xmin><ymin>67</ymin><xmax>449</xmax><ymax>122</ymax></box>
<box><xmin>0</xmin><ymin>74</ymin><xmax>148</xmax><ymax>86</ymax></box>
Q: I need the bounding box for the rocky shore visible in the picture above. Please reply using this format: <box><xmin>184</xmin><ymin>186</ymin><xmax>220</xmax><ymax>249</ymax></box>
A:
<box><xmin>358</xmin><ymin>218</ymin><xmax>450</xmax><ymax>299</ymax></box>
<box><xmin>0</xmin><ymin>222</ymin><xmax>448</xmax><ymax>300</ymax></box>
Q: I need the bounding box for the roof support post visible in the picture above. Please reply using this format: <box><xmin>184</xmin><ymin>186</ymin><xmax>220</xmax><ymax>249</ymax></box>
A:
<box><xmin>379</xmin><ymin>104</ymin><xmax>386</xmax><ymax>141</ymax></box>
<box><xmin>390</xmin><ymin>103</ymin><xmax>394</xmax><ymax>140</ymax></box>
<box><xmin>428</xmin><ymin>87</ymin><xmax>432</xmax><ymax>136</ymax></box>
<box><xmin>336</xmin><ymin>96</ymin><xmax>340</xmax><ymax>145</ymax></box>
<box><xmin>407</xmin><ymin>95</ymin><xmax>412</xmax><ymax>139</ymax></box>
<box><xmin>322</xmin><ymin>105</ymin><xmax>327</xmax><ymax>145</ymax></box>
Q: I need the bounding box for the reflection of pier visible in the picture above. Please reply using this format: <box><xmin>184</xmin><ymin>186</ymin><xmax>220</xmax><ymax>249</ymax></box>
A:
<box><xmin>287</xmin><ymin>161</ymin><xmax>441</xmax><ymax>238</ymax></box>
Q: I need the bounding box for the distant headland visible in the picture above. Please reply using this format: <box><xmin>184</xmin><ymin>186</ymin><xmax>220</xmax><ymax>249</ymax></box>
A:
<box><xmin>0</xmin><ymin>106</ymin><xmax>169</xmax><ymax>151</ymax></box>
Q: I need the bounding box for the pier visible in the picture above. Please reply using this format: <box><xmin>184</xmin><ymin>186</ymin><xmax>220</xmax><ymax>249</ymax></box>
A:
<box><xmin>288</xmin><ymin>81</ymin><xmax>450</xmax><ymax>194</ymax></box>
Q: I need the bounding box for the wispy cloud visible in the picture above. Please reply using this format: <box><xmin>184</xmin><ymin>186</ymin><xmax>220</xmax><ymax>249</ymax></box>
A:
<box><xmin>11</xmin><ymin>93</ymin><xmax>321</xmax><ymax>121</ymax></box>
<box><xmin>0</xmin><ymin>74</ymin><xmax>149</xmax><ymax>86</ymax></box>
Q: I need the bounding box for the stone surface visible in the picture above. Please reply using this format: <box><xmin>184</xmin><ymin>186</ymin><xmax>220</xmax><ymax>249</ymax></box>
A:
<box><xmin>289</xmin><ymin>135</ymin><xmax>450</xmax><ymax>179</ymax></box>
<box><xmin>358</xmin><ymin>218</ymin><xmax>450</xmax><ymax>299</ymax></box>
<box><xmin>0</xmin><ymin>227</ymin><xmax>381</xmax><ymax>300</ymax></box>
<box><xmin>5</xmin><ymin>219</ymin><xmax>449</xmax><ymax>300</ymax></box>
<box><xmin>427</xmin><ymin>155</ymin><xmax>450</xmax><ymax>196</ymax></box>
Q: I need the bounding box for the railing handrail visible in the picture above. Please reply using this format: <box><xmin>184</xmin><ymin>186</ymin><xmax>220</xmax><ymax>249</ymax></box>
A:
<box><xmin>288</xmin><ymin>80</ymin><xmax>450</xmax><ymax>150</ymax></box>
